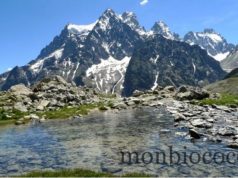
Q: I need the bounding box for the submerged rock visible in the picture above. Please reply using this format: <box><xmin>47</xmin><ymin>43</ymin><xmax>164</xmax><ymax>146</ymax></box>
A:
<box><xmin>189</xmin><ymin>129</ymin><xmax>201</xmax><ymax>139</ymax></box>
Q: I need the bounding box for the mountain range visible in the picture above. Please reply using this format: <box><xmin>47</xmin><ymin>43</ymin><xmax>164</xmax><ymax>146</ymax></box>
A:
<box><xmin>0</xmin><ymin>9</ymin><xmax>235</xmax><ymax>95</ymax></box>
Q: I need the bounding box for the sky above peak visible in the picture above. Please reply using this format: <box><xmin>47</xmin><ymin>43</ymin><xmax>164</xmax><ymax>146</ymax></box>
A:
<box><xmin>0</xmin><ymin>0</ymin><xmax>238</xmax><ymax>73</ymax></box>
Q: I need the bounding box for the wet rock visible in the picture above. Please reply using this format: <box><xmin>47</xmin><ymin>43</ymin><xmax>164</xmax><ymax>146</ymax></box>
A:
<box><xmin>227</xmin><ymin>142</ymin><xmax>238</xmax><ymax>149</ymax></box>
<box><xmin>189</xmin><ymin>129</ymin><xmax>201</xmax><ymax>139</ymax></box>
<box><xmin>101</xmin><ymin>167</ymin><xmax>122</xmax><ymax>174</ymax></box>
<box><xmin>111</xmin><ymin>102</ymin><xmax>127</xmax><ymax>110</ymax></box>
<box><xmin>15</xmin><ymin>120</ymin><xmax>25</xmax><ymax>125</ymax></box>
<box><xmin>160</xmin><ymin>129</ymin><xmax>171</xmax><ymax>134</ymax></box>
<box><xmin>39</xmin><ymin>117</ymin><xmax>46</xmax><ymax>123</ymax></box>
<box><xmin>29</xmin><ymin>114</ymin><xmax>40</xmax><ymax>120</ymax></box>
<box><xmin>218</xmin><ymin>127</ymin><xmax>237</xmax><ymax>136</ymax></box>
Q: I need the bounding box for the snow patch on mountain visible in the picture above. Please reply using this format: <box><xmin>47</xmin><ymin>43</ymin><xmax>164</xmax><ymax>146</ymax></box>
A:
<box><xmin>151</xmin><ymin>72</ymin><xmax>159</xmax><ymax>90</ymax></box>
<box><xmin>67</xmin><ymin>22</ymin><xmax>97</xmax><ymax>35</ymax></box>
<box><xmin>212</xmin><ymin>52</ymin><xmax>230</xmax><ymax>62</ymax></box>
<box><xmin>30</xmin><ymin>48</ymin><xmax>64</xmax><ymax>73</ymax></box>
<box><xmin>86</xmin><ymin>56</ymin><xmax>131</xmax><ymax>93</ymax></box>
<box><xmin>149</xmin><ymin>55</ymin><xmax>159</xmax><ymax>64</ymax></box>
<box><xmin>197</xmin><ymin>33</ymin><xmax>223</xmax><ymax>43</ymax></box>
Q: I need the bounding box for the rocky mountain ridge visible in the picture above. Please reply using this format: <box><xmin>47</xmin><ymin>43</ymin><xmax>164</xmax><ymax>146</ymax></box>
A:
<box><xmin>184</xmin><ymin>29</ymin><xmax>235</xmax><ymax>61</ymax></box>
<box><xmin>0</xmin><ymin>9</ymin><xmax>231</xmax><ymax>95</ymax></box>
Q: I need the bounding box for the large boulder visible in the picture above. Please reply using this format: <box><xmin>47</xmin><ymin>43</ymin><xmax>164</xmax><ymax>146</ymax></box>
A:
<box><xmin>9</xmin><ymin>84</ymin><xmax>33</xmax><ymax>96</ymax></box>
<box><xmin>176</xmin><ymin>87</ymin><xmax>210</xmax><ymax>101</ymax></box>
<box><xmin>14</xmin><ymin>102</ymin><xmax>28</xmax><ymax>112</ymax></box>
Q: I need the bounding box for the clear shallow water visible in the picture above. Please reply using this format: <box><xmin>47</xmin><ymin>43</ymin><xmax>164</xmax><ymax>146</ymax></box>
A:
<box><xmin>0</xmin><ymin>107</ymin><xmax>238</xmax><ymax>176</ymax></box>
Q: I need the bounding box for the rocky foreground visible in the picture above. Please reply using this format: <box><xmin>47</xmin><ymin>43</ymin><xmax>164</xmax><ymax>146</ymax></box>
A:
<box><xmin>0</xmin><ymin>76</ymin><xmax>238</xmax><ymax>149</ymax></box>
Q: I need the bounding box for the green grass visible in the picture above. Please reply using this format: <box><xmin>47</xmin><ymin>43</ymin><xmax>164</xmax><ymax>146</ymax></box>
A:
<box><xmin>98</xmin><ymin>93</ymin><xmax>117</xmax><ymax>99</ymax></box>
<box><xmin>0</xmin><ymin>108</ymin><xmax>28</xmax><ymax>126</ymax></box>
<box><xmin>39</xmin><ymin>102</ymin><xmax>109</xmax><ymax>120</ymax></box>
<box><xmin>20</xmin><ymin>168</ymin><xmax>151</xmax><ymax>177</ymax></box>
<box><xmin>200</xmin><ymin>94</ymin><xmax>238</xmax><ymax>106</ymax></box>
<box><xmin>0</xmin><ymin>101</ymin><xmax>112</xmax><ymax>126</ymax></box>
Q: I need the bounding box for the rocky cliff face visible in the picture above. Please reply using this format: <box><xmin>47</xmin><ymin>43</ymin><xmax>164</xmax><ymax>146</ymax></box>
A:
<box><xmin>123</xmin><ymin>35</ymin><xmax>226</xmax><ymax>96</ymax></box>
<box><xmin>0</xmin><ymin>9</ymin><xmax>228</xmax><ymax>96</ymax></box>
<box><xmin>221</xmin><ymin>46</ymin><xmax>238</xmax><ymax>72</ymax></box>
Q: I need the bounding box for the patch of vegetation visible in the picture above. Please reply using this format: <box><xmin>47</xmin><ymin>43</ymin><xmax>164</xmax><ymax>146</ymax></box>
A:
<box><xmin>0</xmin><ymin>108</ymin><xmax>28</xmax><ymax>126</ymax></box>
<box><xmin>98</xmin><ymin>93</ymin><xmax>117</xmax><ymax>99</ymax></box>
<box><xmin>199</xmin><ymin>94</ymin><xmax>238</xmax><ymax>106</ymax></box>
<box><xmin>10</xmin><ymin>109</ymin><xmax>28</xmax><ymax>120</ymax></box>
<box><xmin>108</xmin><ymin>101</ymin><xmax>114</xmax><ymax>108</ymax></box>
<box><xmin>98</xmin><ymin>105</ymin><xmax>108</xmax><ymax>111</ymax></box>
<box><xmin>19</xmin><ymin>168</ymin><xmax>151</xmax><ymax>177</ymax></box>
<box><xmin>39</xmin><ymin>102</ymin><xmax>108</xmax><ymax>120</ymax></box>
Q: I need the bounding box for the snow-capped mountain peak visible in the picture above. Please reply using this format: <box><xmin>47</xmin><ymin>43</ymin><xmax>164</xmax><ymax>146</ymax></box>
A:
<box><xmin>151</xmin><ymin>21</ymin><xmax>178</xmax><ymax>40</ymax></box>
<box><xmin>184</xmin><ymin>29</ymin><xmax>235</xmax><ymax>61</ymax></box>
<box><xmin>95</xmin><ymin>9</ymin><xmax>122</xmax><ymax>31</ymax></box>
<box><xmin>0</xmin><ymin>9</ymin><xmax>231</xmax><ymax>94</ymax></box>
<box><xmin>67</xmin><ymin>22</ymin><xmax>97</xmax><ymax>35</ymax></box>
<box><xmin>120</xmin><ymin>11</ymin><xmax>146</xmax><ymax>35</ymax></box>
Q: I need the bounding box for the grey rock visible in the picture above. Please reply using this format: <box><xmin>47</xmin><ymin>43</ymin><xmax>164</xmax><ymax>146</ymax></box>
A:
<box><xmin>176</xmin><ymin>87</ymin><xmax>210</xmax><ymax>101</ymax></box>
<box><xmin>14</xmin><ymin>102</ymin><xmax>28</xmax><ymax>112</ymax></box>
<box><xmin>9</xmin><ymin>84</ymin><xmax>33</xmax><ymax>96</ymax></box>
<box><xmin>174</xmin><ymin>113</ymin><xmax>186</xmax><ymax>122</ymax></box>
<box><xmin>218</xmin><ymin>127</ymin><xmax>237</xmax><ymax>136</ymax></box>
<box><xmin>29</xmin><ymin>114</ymin><xmax>40</xmax><ymax>120</ymax></box>
<box><xmin>131</xmin><ymin>98</ymin><xmax>141</xmax><ymax>104</ymax></box>
<box><xmin>37</xmin><ymin>100</ymin><xmax>50</xmax><ymax>111</ymax></box>
<box><xmin>190</xmin><ymin>118</ymin><xmax>213</xmax><ymax>128</ymax></box>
